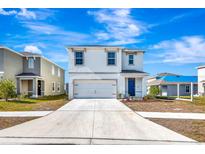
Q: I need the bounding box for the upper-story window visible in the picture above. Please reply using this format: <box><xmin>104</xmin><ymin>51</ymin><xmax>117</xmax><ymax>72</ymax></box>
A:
<box><xmin>129</xmin><ymin>54</ymin><xmax>134</xmax><ymax>65</ymax></box>
<box><xmin>107</xmin><ymin>52</ymin><xmax>116</xmax><ymax>65</ymax></box>
<box><xmin>52</xmin><ymin>65</ymin><xmax>55</xmax><ymax>75</ymax></box>
<box><xmin>75</xmin><ymin>51</ymin><xmax>84</xmax><ymax>65</ymax></box>
<box><xmin>58</xmin><ymin>68</ymin><xmax>61</xmax><ymax>77</ymax></box>
<box><xmin>28</xmin><ymin>58</ymin><xmax>34</xmax><ymax>69</ymax></box>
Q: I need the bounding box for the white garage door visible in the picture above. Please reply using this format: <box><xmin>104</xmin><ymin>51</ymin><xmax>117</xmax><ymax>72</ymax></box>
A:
<box><xmin>74</xmin><ymin>80</ymin><xmax>117</xmax><ymax>98</ymax></box>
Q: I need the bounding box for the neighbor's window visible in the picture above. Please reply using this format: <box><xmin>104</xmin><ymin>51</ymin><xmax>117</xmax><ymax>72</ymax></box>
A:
<box><xmin>185</xmin><ymin>85</ymin><xmax>190</xmax><ymax>93</ymax></box>
<box><xmin>52</xmin><ymin>82</ymin><xmax>55</xmax><ymax>92</ymax></box>
<box><xmin>129</xmin><ymin>55</ymin><xmax>134</xmax><ymax>65</ymax></box>
<box><xmin>28</xmin><ymin>58</ymin><xmax>34</xmax><ymax>69</ymax></box>
<box><xmin>52</xmin><ymin>65</ymin><xmax>55</xmax><ymax>75</ymax></box>
<box><xmin>75</xmin><ymin>51</ymin><xmax>84</xmax><ymax>65</ymax></box>
<box><xmin>57</xmin><ymin>82</ymin><xmax>60</xmax><ymax>92</ymax></box>
<box><xmin>58</xmin><ymin>68</ymin><xmax>61</xmax><ymax>77</ymax></box>
<box><xmin>107</xmin><ymin>52</ymin><xmax>116</xmax><ymax>65</ymax></box>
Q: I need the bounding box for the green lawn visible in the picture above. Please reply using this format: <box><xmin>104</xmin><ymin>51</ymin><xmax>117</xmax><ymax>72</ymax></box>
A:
<box><xmin>0</xmin><ymin>94</ymin><xmax>68</xmax><ymax>111</ymax></box>
<box><xmin>155</xmin><ymin>95</ymin><xmax>193</xmax><ymax>100</ymax></box>
<box><xmin>155</xmin><ymin>95</ymin><xmax>205</xmax><ymax>104</ymax></box>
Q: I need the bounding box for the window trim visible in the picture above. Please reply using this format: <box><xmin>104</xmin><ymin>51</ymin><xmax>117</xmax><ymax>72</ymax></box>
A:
<box><xmin>28</xmin><ymin>57</ymin><xmax>34</xmax><ymax>69</ymax></box>
<box><xmin>128</xmin><ymin>54</ymin><xmax>134</xmax><ymax>65</ymax></box>
<box><xmin>52</xmin><ymin>65</ymin><xmax>55</xmax><ymax>75</ymax></box>
<box><xmin>52</xmin><ymin>82</ymin><xmax>55</xmax><ymax>92</ymax></box>
<box><xmin>57</xmin><ymin>82</ymin><xmax>60</xmax><ymax>92</ymax></box>
<box><xmin>74</xmin><ymin>51</ymin><xmax>84</xmax><ymax>65</ymax></box>
<box><xmin>58</xmin><ymin>68</ymin><xmax>61</xmax><ymax>77</ymax></box>
<box><xmin>107</xmin><ymin>51</ymin><xmax>116</xmax><ymax>66</ymax></box>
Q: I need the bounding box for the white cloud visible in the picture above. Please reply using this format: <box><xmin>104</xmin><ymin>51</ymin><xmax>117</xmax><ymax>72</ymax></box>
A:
<box><xmin>0</xmin><ymin>8</ymin><xmax>36</xmax><ymax>19</ymax></box>
<box><xmin>17</xmin><ymin>8</ymin><xmax>36</xmax><ymax>19</ymax></box>
<box><xmin>150</xmin><ymin>36</ymin><xmax>205</xmax><ymax>64</ymax></box>
<box><xmin>22</xmin><ymin>22</ymin><xmax>58</xmax><ymax>34</ymax></box>
<box><xmin>88</xmin><ymin>9</ymin><xmax>147</xmax><ymax>45</ymax></box>
<box><xmin>34</xmin><ymin>9</ymin><xmax>56</xmax><ymax>20</ymax></box>
<box><xmin>0</xmin><ymin>8</ymin><xmax>17</xmax><ymax>15</ymax></box>
<box><xmin>24</xmin><ymin>45</ymin><xmax>42</xmax><ymax>54</ymax></box>
<box><xmin>21</xmin><ymin>21</ymin><xmax>90</xmax><ymax>42</ymax></box>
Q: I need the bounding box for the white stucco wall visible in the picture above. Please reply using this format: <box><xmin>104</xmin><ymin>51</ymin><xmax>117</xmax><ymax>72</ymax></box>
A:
<box><xmin>68</xmin><ymin>48</ymin><xmax>122</xmax><ymax>73</ymax></box>
<box><xmin>198</xmin><ymin>67</ymin><xmax>205</xmax><ymax>95</ymax></box>
<box><xmin>122</xmin><ymin>52</ymin><xmax>143</xmax><ymax>71</ymax></box>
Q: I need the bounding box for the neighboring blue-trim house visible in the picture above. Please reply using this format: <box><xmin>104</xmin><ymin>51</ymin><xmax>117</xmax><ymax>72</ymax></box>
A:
<box><xmin>147</xmin><ymin>73</ymin><xmax>198</xmax><ymax>96</ymax></box>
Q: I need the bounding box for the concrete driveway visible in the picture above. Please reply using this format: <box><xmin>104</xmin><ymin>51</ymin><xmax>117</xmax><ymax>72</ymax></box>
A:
<box><xmin>0</xmin><ymin>99</ymin><xmax>196</xmax><ymax>144</ymax></box>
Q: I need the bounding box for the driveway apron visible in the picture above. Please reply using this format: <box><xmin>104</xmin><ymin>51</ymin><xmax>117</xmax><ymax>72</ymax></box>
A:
<box><xmin>0</xmin><ymin>99</ymin><xmax>196</xmax><ymax>144</ymax></box>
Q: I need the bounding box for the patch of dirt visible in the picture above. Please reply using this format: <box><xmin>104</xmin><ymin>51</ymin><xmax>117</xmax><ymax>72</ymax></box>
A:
<box><xmin>0</xmin><ymin>117</ymin><xmax>38</xmax><ymax>130</ymax></box>
<box><xmin>150</xmin><ymin>118</ymin><xmax>205</xmax><ymax>142</ymax></box>
<box><xmin>33</xmin><ymin>99</ymin><xmax>68</xmax><ymax>111</ymax></box>
<box><xmin>122</xmin><ymin>100</ymin><xmax>205</xmax><ymax>113</ymax></box>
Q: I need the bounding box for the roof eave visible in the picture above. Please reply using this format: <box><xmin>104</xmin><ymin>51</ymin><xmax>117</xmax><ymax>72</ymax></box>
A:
<box><xmin>66</xmin><ymin>45</ymin><xmax>123</xmax><ymax>49</ymax></box>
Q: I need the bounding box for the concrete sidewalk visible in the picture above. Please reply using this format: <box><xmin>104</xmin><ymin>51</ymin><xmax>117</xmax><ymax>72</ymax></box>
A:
<box><xmin>137</xmin><ymin>112</ymin><xmax>205</xmax><ymax>120</ymax></box>
<box><xmin>0</xmin><ymin>111</ymin><xmax>52</xmax><ymax>117</ymax></box>
<box><xmin>0</xmin><ymin>99</ymin><xmax>196</xmax><ymax>144</ymax></box>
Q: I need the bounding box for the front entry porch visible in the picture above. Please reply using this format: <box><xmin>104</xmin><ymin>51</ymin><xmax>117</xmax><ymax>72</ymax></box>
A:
<box><xmin>120</xmin><ymin>71</ymin><xmax>148</xmax><ymax>99</ymax></box>
<box><xmin>125</xmin><ymin>77</ymin><xmax>146</xmax><ymax>98</ymax></box>
<box><xmin>16</xmin><ymin>75</ymin><xmax>44</xmax><ymax>98</ymax></box>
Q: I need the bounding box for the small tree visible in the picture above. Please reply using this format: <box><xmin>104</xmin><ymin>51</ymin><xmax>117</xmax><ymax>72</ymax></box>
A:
<box><xmin>149</xmin><ymin>85</ymin><xmax>160</xmax><ymax>96</ymax></box>
<box><xmin>0</xmin><ymin>79</ymin><xmax>16</xmax><ymax>101</ymax></box>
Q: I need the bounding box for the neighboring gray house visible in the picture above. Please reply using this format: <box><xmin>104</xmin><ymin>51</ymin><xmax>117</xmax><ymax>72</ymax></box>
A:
<box><xmin>0</xmin><ymin>46</ymin><xmax>65</xmax><ymax>97</ymax></box>
<box><xmin>147</xmin><ymin>73</ymin><xmax>198</xmax><ymax>96</ymax></box>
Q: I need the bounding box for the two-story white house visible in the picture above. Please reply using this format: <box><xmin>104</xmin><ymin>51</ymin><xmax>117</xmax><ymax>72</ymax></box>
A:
<box><xmin>67</xmin><ymin>45</ymin><xmax>148</xmax><ymax>99</ymax></box>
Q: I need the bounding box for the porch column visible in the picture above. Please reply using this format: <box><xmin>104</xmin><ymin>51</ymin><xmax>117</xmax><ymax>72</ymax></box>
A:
<box><xmin>68</xmin><ymin>78</ymin><xmax>73</xmax><ymax>99</ymax></box>
<box><xmin>177</xmin><ymin>83</ymin><xmax>180</xmax><ymax>99</ymax></box>
<box><xmin>16</xmin><ymin>78</ymin><xmax>21</xmax><ymax>95</ymax></box>
<box><xmin>117</xmin><ymin>75</ymin><xmax>125</xmax><ymax>98</ymax></box>
<box><xmin>158</xmin><ymin>85</ymin><xmax>161</xmax><ymax>96</ymax></box>
<box><xmin>142</xmin><ymin>77</ymin><xmax>147</xmax><ymax>97</ymax></box>
<box><xmin>32</xmin><ymin>78</ymin><xmax>38</xmax><ymax>98</ymax></box>
<box><xmin>191</xmin><ymin>82</ymin><xmax>193</xmax><ymax>102</ymax></box>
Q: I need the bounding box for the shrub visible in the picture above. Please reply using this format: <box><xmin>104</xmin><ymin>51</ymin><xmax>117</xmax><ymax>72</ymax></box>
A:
<box><xmin>155</xmin><ymin>96</ymin><xmax>175</xmax><ymax>100</ymax></box>
<box><xmin>143</xmin><ymin>95</ymin><xmax>155</xmax><ymax>101</ymax></box>
<box><xmin>118</xmin><ymin>93</ymin><xmax>123</xmax><ymax>99</ymax></box>
<box><xmin>0</xmin><ymin>79</ymin><xmax>17</xmax><ymax>101</ymax></box>
<box><xmin>149</xmin><ymin>85</ymin><xmax>160</xmax><ymax>96</ymax></box>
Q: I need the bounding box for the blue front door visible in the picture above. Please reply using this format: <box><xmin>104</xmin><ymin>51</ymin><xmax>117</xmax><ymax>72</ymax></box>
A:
<box><xmin>128</xmin><ymin>78</ymin><xmax>135</xmax><ymax>96</ymax></box>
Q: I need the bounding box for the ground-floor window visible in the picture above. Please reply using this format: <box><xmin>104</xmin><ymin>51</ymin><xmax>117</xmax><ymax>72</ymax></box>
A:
<box><xmin>185</xmin><ymin>85</ymin><xmax>190</xmax><ymax>93</ymax></box>
<box><xmin>57</xmin><ymin>82</ymin><xmax>60</xmax><ymax>92</ymax></box>
<box><xmin>52</xmin><ymin>82</ymin><xmax>55</xmax><ymax>92</ymax></box>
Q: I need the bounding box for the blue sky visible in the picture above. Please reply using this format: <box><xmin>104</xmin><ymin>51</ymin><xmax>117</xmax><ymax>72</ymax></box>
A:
<box><xmin>1</xmin><ymin>8</ymin><xmax>205</xmax><ymax>82</ymax></box>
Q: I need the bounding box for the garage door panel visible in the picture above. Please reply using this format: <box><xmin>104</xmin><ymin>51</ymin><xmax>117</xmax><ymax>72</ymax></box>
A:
<box><xmin>74</xmin><ymin>80</ymin><xmax>116</xmax><ymax>98</ymax></box>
